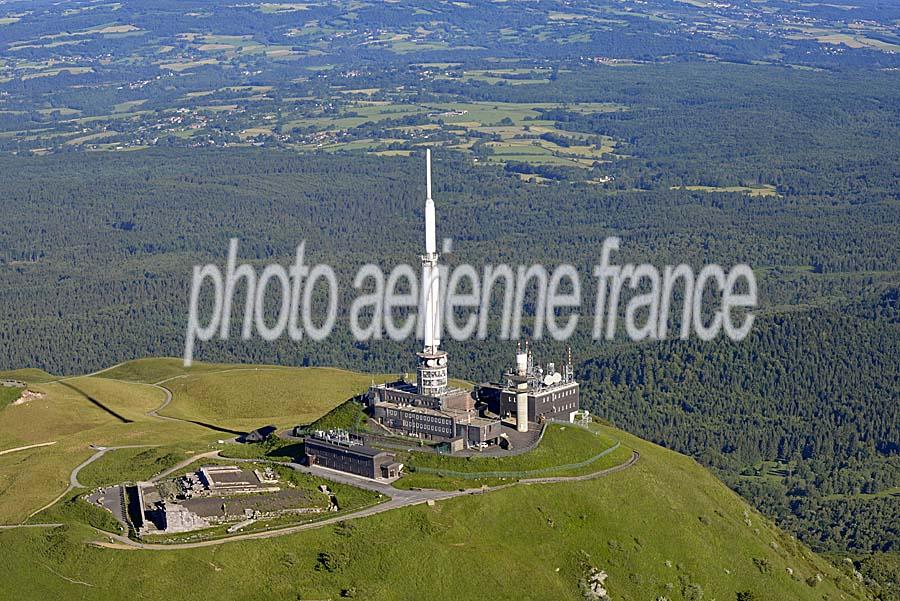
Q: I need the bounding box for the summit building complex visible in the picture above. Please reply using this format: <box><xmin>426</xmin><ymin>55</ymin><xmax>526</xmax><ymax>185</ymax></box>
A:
<box><xmin>366</xmin><ymin>151</ymin><xmax>580</xmax><ymax>450</ymax></box>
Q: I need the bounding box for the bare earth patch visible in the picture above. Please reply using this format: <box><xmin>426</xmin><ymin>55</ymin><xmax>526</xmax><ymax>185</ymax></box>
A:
<box><xmin>12</xmin><ymin>389</ymin><xmax>45</xmax><ymax>406</ymax></box>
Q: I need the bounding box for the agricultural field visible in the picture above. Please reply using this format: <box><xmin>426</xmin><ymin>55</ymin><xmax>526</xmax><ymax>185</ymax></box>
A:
<box><xmin>671</xmin><ymin>184</ymin><xmax>780</xmax><ymax>197</ymax></box>
<box><xmin>1</xmin><ymin>0</ymin><xmax>895</xmax><ymax>175</ymax></box>
<box><xmin>283</xmin><ymin>99</ymin><xmax>624</xmax><ymax>171</ymax></box>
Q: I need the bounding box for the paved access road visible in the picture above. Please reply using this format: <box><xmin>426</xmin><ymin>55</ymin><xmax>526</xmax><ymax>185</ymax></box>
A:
<box><xmin>90</xmin><ymin>449</ymin><xmax>639</xmax><ymax>550</ymax></box>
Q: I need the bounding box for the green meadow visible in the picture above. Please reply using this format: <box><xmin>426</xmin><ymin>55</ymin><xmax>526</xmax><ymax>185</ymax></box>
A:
<box><xmin>0</xmin><ymin>359</ymin><xmax>873</xmax><ymax>599</ymax></box>
<box><xmin>0</xmin><ymin>418</ymin><xmax>869</xmax><ymax>601</ymax></box>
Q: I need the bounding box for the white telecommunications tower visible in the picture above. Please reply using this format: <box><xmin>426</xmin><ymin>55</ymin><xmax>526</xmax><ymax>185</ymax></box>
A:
<box><xmin>417</xmin><ymin>149</ymin><xmax>448</xmax><ymax>396</ymax></box>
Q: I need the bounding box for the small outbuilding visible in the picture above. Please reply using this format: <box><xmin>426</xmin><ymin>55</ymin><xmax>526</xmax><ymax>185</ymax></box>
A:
<box><xmin>240</xmin><ymin>425</ymin><xmax>277</xmax><ymax>443</ymax></box>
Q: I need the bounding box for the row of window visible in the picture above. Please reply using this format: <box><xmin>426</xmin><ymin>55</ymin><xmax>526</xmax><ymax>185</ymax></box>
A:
<box><xmin>401</xmin><ymin>420</ymin><xmax>452</xmax><ymax>435</ymax></box>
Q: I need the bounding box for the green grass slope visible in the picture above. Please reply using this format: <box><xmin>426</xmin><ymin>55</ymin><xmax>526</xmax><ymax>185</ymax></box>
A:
<box><xmin>0</xmin><ymin>375</ymin><xmax>219</xmax><ymax>523</ymax></box>
<box><xmin>158</xmin><ymin>365</ymin><xmax>393</xmax><ymax>430</ymax></box>
<box><xmin>0</xmin><ymin>368</ymin><xmax>57</xmax><ymax>383</ymax></box>
<box><xmin>0</xmin><ymin>427</ymin><xmax>871</xmax><ymax>601</ymax></box>
<box><xmin>0</xmin><ymin>386</ymin><xmax>22</xmax><ymax>409</ymax></box>
<box><xmin>0</xmin><ymin>359</ymin><xmax>874</xmax><ymax>599</ymax></box>
<box><xmin>96</xmin><ymin>357</ymin><xmax>236</xmax><ymax>384</ymax></box>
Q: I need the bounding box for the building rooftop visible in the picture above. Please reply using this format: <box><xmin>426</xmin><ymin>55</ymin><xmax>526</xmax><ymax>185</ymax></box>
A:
<box><xmin>373</xmin><ymin>379</ymin><xmax>469</xmax><ymax>399</ymax></box>
<box><xmin>304</xmin><ymin>435</ymin><xmax>390</xmax><ymax>458</ymax></box>
<box><xmin>450</xmin><ymin>411</ymin><xmax>500</xmax><ymax>428</ymax></box>
<box><xmin>374</xmin><ymin>379</ymin><xmax>418</xmax><ymax>394</ymax></box>
<box><xmin>480</xmin><ymin>379</ymin><xmax>579</xmax><ymax>395</ymax></box>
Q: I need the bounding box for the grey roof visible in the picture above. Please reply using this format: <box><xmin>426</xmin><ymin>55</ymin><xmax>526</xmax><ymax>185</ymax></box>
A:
<box><xmin>304</xmin><ymin>436</ymin><xmax>392</xmax><ymax>459</ymax></box>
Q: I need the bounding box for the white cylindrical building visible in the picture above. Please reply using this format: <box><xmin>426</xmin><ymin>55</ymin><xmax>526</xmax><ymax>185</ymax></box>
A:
<box><xmin>515</xmin><ymin>351</ymin><xmax>527</xmax><ymax>376</ymax></box>
<box><xmin>516</xmin><ymin>381</ymin><xmax>528</xmax><ymax>433</ymax></box>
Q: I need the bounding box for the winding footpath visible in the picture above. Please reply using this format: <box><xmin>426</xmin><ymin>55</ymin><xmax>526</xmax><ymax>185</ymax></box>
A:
<box><xmin>26</xmin><ymin>444</ymin><xmax>155</xmax><ymax>519</ymax></box>
<box><xmin>7</xmin><ymin>365</ymin><xmax>293</xmax><ymax>527</ymax></box>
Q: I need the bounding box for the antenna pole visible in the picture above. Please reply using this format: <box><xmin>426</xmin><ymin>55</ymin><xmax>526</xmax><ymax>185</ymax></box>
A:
<box><xmin>426</xmin><ymin>148</ymin><xmax>432</xmax><ymax>201</ymax></box>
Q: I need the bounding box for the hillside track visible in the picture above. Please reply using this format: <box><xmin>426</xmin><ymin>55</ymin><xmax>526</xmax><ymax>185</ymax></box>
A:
<box><xmin>89</xmin><ymin>450</ymin><xmax>639</xmax><ymax>550</ymax></box>
<box><xmin>25</xmin><ymin>444</ymin><xmax>155</xmax><ymax>520</ymax></box>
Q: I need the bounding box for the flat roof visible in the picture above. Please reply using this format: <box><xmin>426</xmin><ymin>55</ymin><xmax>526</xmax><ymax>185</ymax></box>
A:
<box><xmin>304</xmin><ymin>436</ymin><xmax>391</xmax><ymax>458</ymax></box>
<box><xmin>373</xmin><ymin>381</ymin><xmax>469</xmax><ymax>399</ymax></box>
<box><xmin>209</xmin><ymin>471</ymin><xmax>259</xmax><ymax>485</ymax></box>
<box><xmin>478</xmin><ymin>380</ymin><xmax>579</xmax><ymax>395</ymax></box>
<box><xmin>455</xmin><ymin>415</ymin><xmax>500</xmax><ymax>427</ymax></box>
<box><xmin>374</xmin><ymin>380</ymin><xmax>418</xmax><ymax>394</ymax></box>
<box><xmin>180</xmin><ymin>497</ymin><xmax>227</xmax><ymax>519</ymax></box>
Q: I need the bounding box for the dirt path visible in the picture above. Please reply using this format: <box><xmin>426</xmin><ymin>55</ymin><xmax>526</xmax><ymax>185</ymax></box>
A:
<box><xmin>0</xmin><ymin>441</ymin><xmax>56</xmax><ymax>456</ymax></box>
<box><xmin>0</xmin><ymin>523</ymin><xmax>63</xmax><ymax>530</ymax></box>
<box><xmin>149</xmin><ymin>450</ymin><xmax>221</xmax><ymax>483</ymax></box>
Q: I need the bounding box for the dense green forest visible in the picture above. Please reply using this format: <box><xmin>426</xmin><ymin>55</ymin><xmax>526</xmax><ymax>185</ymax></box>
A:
<box><xmin>1</xmin><ymin>142</ymin><xmax>895</xmax><ymax>563</ymax></box>
<box><xmin>582</xmin><ymin>308</ymin><xmax>899</xmax><ymax>554</ymax></box>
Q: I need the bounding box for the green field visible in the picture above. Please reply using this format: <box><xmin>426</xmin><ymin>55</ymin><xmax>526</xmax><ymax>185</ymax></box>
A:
<box><xmin>98</xmin><ymin>357</ymin><xmax>238</xmax><ymax>384</ymax></box>
<box><xmin>0</xmin><ymin>359</ymin><xmax>877</xmax><ymax>599</ymax></box>
<box><xmin>276</xmin><ymin>99</ymin><xmax>623</xmax><ymax>171</ymax></box>
<box><xmin>0</xmin><ymin>358</ymin><xmax>466</xmax><ymax>524</ymax></box>
<box><xmin>75</xmin><ymin>445</ymin><xmax>206</xmax><ymax>488</ymax></box>
<box><xmin>0</xmin><ymin>368</ymin><xmax>57</xmax><ymax>384</ymax></box>
<box><xmin>396</xmin><ymin>440</ymin><xmax>635</xmax><ymax>491</ymax></box>
<box><xmin>0</xmin><ymin>420</ymin><xmax>869</xmax><ymax>601</ymax></box>
<box><xmin>0</xmin><ymin>387</ymin><xmax>22</xmax><ymax>409</ymax></box>
<box><xmin>406</xmin><ymin>423</ymin><xmax>614</xmax><ymax>472</ymax></box>
<box><xmin>158</xmin><ymin>365</ymin><xmax>393</xmax><ymax>431</ymax></box>
<box><xmin>672</xmin><ymin>184</ymin><xmax>780</xmax><ymax>197</ymax></box>
<box><xmin>0</xmin><ymin>379</ymin><xmax>215</xmax><ymax>523</ymax></box>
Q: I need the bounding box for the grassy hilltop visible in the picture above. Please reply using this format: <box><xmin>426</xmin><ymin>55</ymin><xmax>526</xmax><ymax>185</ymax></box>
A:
<box><xmin>0</xmin><ymin>358</ymin><xmax>873</xmax><ymax>600</ymax></box>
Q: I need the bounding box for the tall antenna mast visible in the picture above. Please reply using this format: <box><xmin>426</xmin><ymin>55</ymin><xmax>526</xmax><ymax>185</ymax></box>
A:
<box><xmin>416</xmin><ymin>148</ymin><xmax>448</xmax><ymax>396</ymax></box>
<box><xmin>426</xmin><ymin>147</ymin><xmax>432</xmax><ymax>201</ymax></box>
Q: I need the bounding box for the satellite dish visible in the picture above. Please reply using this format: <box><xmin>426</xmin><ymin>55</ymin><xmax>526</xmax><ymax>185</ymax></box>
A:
<box><xmin>543</xmin><ymin>374</ymin><xmax>554</xmax><ymax>386</ymax></box>
<box><xmin>552</xmin><ymin>372</ymin><xmax>562</xmax><ymax>384</ymax></box>
<box><xmin>438</xmin><ymin>356</ymin><xmax>447</xmax><ymax>366</ymax></box>
<box><xmin>426</xmin><ymin>359</ymin><xmax>436</xmax><ymax>367</ymax></box>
